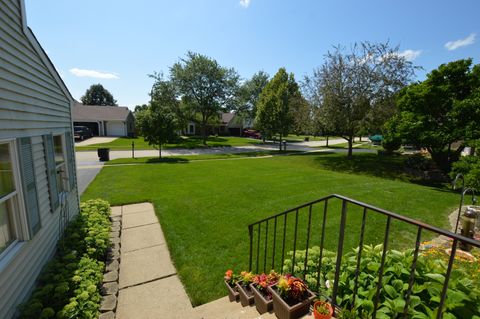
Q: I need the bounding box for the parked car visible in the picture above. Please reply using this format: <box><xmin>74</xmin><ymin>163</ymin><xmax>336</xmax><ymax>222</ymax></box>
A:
<box><xmin>74</xmin><ymin>126</ymin><xmax>93</xmax><ymax>140</ymax></box>
<box><xmin>243</xmin><ymin>129</ymin><xmax>262</xmax><ymax>139</ymax></box>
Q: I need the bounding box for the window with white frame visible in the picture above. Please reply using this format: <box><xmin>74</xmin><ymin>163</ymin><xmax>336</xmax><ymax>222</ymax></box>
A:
<box><xmin>53</xmin><ymin>135</ymin><xmax>67</xmax><ymax>193</ymax></box>
<box><xmin>0</xmin><ymin>142</ymin><xmax>21</xmax><ymax>254</ymax></box>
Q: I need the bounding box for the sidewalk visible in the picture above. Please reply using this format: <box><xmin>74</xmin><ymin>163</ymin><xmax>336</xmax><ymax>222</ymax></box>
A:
<box><xmin>113</xmin><ymin>203</ymin><xmax>315</xmax><ymax>319</ymax></box>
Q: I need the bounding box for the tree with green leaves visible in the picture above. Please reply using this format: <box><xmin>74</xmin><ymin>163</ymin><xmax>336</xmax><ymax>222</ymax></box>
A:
<box><xmin>136</xmin><ymin>76</ymin><xmax>182</xmax><ymax>157</ymax></box>
<box><xmin>290</xmin><ymin>95</ymin><xmax>313</xmax><ymax>136</ymax></box>
<box><xmin>136</xmin><ymin>105</ymin><xmax>178</xmax><ymax>158</ymax></box>
<box><xmin>80</xmin><ymin>84</ymin><xmax>117</xmax><ymax>106</ymax></box>
<box><xmin>236</xmin><ymin>71</ymin><xmax>270</xmax><ymax>120</ymax></box>
<box><xmin>256</xmin><ymin>68</ymin><xmax>301</xmax><ymax>150</ymax></box>
<box><xmin>304</xmin><ymin>42</ymin><xmax>417</xmax><ymax>157</ymax></box>
<box><xmin>386</xmin><ymin>59</ymin><xmax>480</xmax><ymax>171</ymax></box>
<box><xmin>149</xmin><ymin>72</ymin><xmax>189</xmax><ymax>130</ymax></box>
<box><xmin>170</xmin><ymin>52</ymin><xmax>240</xmax><ymax>144</ymax></box>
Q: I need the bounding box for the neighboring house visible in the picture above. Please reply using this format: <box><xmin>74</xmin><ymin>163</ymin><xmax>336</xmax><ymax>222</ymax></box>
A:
<box><xmin>73</xmin><ymin>102</ymin><xmax>135</xmax><ymax>137</ymax></box>
<box><xmin>184</xmin><ymin>112</ymin><xmax>251</xmax><ymax>136</ymax></box>
<box><xmin>0</xmin><ymin>1</ymin><xmax>80</xmax><ymax>317</ymax></box>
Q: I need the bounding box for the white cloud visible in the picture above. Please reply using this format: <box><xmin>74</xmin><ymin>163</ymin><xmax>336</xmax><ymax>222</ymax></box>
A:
<box><xmin>239</xmin><ymin>0</ymin><xmax>251</xmax><ymax>8</ymax></box>
<box><xmin>444</xmin><ymin>33</ymin><xmax>476</xmax><ymax>51</ymax></box>
<box><xmin>397</xmin><ymin>49</ymin><xmax>422</xmax><ymax>61</ymax></box>
<box><xmin>69</xmin><ymin>68</ymin><xmax>119</xmax><ymax>79</ymax></box>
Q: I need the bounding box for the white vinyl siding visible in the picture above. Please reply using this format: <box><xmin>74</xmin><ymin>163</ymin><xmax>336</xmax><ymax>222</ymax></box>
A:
<box><xmin>0</xmin><ymin>1</ymin><xmax>80</xmax><ymax>318</ymax></box>
<box><xmin>0</xmin><ymin>1</ymin><xmax>71</xmax><ymax>140</ymax></box>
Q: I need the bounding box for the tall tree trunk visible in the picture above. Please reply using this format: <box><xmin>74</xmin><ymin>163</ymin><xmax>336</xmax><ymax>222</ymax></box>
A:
<box><xmin>279</xmin><ymin>134</ymin><xmax>282</xmax><ymax>151</ymax></box>
<box><xmin>201</xmin><ymin>123</ymin><xmax>207</xmax><ymax>145</ymax></box>
<box><xmin>347</xmin><ymin>137</ymin><xmax>353</xmax><ymax>158</ymax></box>
<box><xmin>326</xmin><ymin>136</ymin><xmax>329</xmax><ymax>147</ymax></box>
<box><xmin>159</xmin><ymin>144</ymin><xmax>162</xmax><ymax>158</ymax></box>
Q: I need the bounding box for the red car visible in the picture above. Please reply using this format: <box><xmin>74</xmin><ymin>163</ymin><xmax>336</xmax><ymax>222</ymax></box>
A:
<box><xmin>243</xmin><ymin>129</ymin><xmax>262</xmax><ymax>139</ymax></box>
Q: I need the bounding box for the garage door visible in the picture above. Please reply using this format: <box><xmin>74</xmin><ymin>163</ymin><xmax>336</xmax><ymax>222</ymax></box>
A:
<box><xmin>106</xmin><ymin>121</ymin><xmax>125</xmax><ymax>136</ymax></box>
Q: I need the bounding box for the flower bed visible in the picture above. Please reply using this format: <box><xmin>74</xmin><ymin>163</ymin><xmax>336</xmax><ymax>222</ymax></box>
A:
<box><xmin>283</xmin><ymin>244</ymin><xmax>480</xmax><ymax>318</ymax></box>
<box><xmin>19</xmin><ymin>199</ymin><xmax>111</xmax><ymax>319</ymax></box>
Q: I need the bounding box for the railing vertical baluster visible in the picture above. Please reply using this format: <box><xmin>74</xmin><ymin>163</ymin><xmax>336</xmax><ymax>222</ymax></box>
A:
<box><xmin>403</xmin><ymin>226</ymin><xmax>422</xmax><ymax>317</ymax></box>
<box><xmin>332</xmin><ymin>200</ymin><xmax>348</xmax><ymax>316</ymax></box>
<box><xmin>256</xmin><ymin>223</ymin><xmax>261</xmax><ymax>274</ymax></box>
<box><xmin>248</xmin><ymin>225</ymin><xmax>253</xmax><ymax>272</ymax></box>
<box><xmin>373</xmin><ymin>216</ymin><xmax>391</xmax><ymax>319</ymax></box>
<box><xmin>291</xmin><ymin>209</ymin><xmax>299</xmax><ymax>275</ymax></box>
<box><xmin>303</xmin><ymin>204</ymin><xmax>313</xmax><ymax>280</ymax></box>
<box><xmin>281</xmin><ymin>214</ymin><xmax>287</xmax><ymax>274</ymax></box>
<box><xmin>352</xmin><ymin>207</ymin><xmax>367</xmax><ymax>310</ymax></box>
<box><xmin>436</xmin><ymin>238</ymin><xmax>458</xmax><ymax>319</ymax></box>
<box><xmin>272</xmin><ymin>217</ymin><xmax>277</xmax><ymax>270</ymax></box>
<box><xmin>264</xmin><ymin>219</ymin><xmax>269</xmax><ymax>273</ymax></box>
<box><xmin>316</xmin><ymin>199</ymin><xmax>328</xmax><ymax>291</ymax></box>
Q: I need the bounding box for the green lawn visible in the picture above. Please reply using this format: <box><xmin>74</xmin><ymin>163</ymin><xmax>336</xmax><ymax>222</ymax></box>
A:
<box><xmin>82</xmin><ymin>152</ymin><xmax>458</xmax><ymax>306</ymax></box>
<box><xmin>76</xmin><ymin>136</ymin><xmax>263</xmax><ymax>151</ymax></box>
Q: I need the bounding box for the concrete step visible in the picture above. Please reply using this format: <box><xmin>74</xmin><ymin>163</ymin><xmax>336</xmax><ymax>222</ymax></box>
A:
<box><xmin>191</xmin><ymin>296</ymin><xmax>318</xmax><ymax>319</ymax></box>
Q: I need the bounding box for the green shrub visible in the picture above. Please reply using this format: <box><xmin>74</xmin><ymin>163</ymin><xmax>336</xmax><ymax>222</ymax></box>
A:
<box><xmin>382</xmin><ymin>136</ymin><xmax>402</xmax><ymax>154</ymax></box>
<box><xmin>283</xmin><ymin>245</ymin><xmax>480</xmax><ymax>318</ymax></box>
<box><xmin>450</xmin><ymin>155</ymin><xmax>480</xmax><ymax>189</ymax></box>
<box><xmin>19</xmin><ymin>199</ymin><xmax>111</xmax><ymax>319</ymax></box>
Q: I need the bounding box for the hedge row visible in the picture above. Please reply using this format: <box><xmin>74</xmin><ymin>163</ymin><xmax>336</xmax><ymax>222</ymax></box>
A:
<box><xmin>19</xmin><ymin>199</ymin><xmax>112</xmax><ymax>319</ymax></box>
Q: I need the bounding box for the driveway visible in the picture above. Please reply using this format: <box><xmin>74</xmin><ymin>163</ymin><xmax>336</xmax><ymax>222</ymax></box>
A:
<box><xmin>76</xmin><ymin>151</ymin><xmax>104</xmax><ymax>196</ymax></box>
<box><xmin>75</xmin><ymin>137</ymin><xmax>118</xmax><ymax>146</ymax></box>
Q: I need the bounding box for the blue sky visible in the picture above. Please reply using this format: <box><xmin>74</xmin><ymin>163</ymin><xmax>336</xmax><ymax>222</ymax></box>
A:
<box><xmin>25</xmin><ymin>0</ymin><xmax>479</xmax><ymax>109</ymax></box>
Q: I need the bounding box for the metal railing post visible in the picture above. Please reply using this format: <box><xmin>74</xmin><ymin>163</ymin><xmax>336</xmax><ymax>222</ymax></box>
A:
<box><xmin>248</xmin><ymin>225</ymin><xmax>253</xmax><ymax>272</ymax></box>
<box><xmin>332</xmin><ymin>200</ymin><xmax>348</xmax><ymax>315</ymax></box>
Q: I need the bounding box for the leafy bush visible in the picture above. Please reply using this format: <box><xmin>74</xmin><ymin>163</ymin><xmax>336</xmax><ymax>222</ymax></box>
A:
<box><xmin>450</xmin><ymin>155</ymin><xmax>480</xmax><ymax>189</ymax></box>
<box><xmin>382</xmin><ymin>136</ymin><xmax>402</xmax><ymax>154</ymax></box>
<box><xmin>19</xmin><ymin>199</ymin><xmax>111</xmax><ymax>319</ymax></box>
<box><xmin>283</xmin><ymin>245</ymin><xmax>480</xmax><ymax>318</ymax></box>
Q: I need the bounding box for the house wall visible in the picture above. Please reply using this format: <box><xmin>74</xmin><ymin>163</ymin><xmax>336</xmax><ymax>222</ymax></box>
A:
<box><xmin>0</xmin><ymin>1</ymin><xmax>80</xmax><ymax>317</ymax></box>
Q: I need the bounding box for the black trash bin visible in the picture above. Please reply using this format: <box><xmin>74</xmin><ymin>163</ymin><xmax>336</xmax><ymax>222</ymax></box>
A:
<box><xmin>97</xmin><ymin>148</ymin><xmax>110</xmax><ymax>161</ymax></box>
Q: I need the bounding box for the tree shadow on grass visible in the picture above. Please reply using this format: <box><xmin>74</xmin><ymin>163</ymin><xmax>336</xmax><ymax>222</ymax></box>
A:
<box><xmin>311</xmin><ymin>152</ymin><xmax>412</xmax><ymax>180</ymax></box>
<box><xmin>308</xmin><ymin>152</ymin><xmax>454</xmax><ymax>191</ymax></box>
<box><xmin>145</xmin><ymin>157</ymin><xmax>189</xmax><ymax>164</ymax></box>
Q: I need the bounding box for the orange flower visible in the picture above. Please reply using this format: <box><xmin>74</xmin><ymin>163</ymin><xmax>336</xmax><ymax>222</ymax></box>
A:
<box><xmin>224</xmin><ymin>269</ymin><xmax>233</xmax><ymax>281</ymax></box>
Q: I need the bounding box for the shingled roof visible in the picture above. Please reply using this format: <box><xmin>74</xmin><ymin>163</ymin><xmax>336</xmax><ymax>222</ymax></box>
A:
<box><xmin>73</xmin><ymin>102</ymin><xmax>132</xmax><ymax>121</ymax></box>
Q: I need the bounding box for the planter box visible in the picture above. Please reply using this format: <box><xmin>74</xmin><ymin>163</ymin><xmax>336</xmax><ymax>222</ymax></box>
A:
<box><xmin>250</xmin><ymin>283</ymin><xmax>273</xmax><ymax>314</ymax></box>
<box><xmin>267</xmin><ymin>285</ymin><xmax>315</xmax><ymax>319</ymax></box>
<box><xmin>224</xmin><ymin>280</ymin><xmax>239</xmax><ymax>302</ymax></box>
<box><xmin>236</xmin><ymin>282</ymin><xmax>254</xmax><ymax>307</ymax></box>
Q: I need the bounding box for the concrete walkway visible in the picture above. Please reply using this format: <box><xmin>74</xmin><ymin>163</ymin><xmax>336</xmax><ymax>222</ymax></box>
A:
<box><xmin>114</xmin><ymin>203</ymin><xmax>315</xmax><ymax>319</ymax></box>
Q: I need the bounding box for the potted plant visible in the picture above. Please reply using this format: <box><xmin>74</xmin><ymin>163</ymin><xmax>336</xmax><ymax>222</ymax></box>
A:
<box><xmin>224</xmin><ymin>269</ymin><xmax>239</xmax><ymax>302</ymax></box>
<box><xmin>267</xmin><ymin>274</ymin><xmax>316</xmax><ymax>319</ymax></box>
<box><xmin>313</xmin><ymin>300</ymin><xmax>333</xmax><ymax>319</ymax></box>
<box><xmin>249</xmin><ymin>270</ymin><xmax>280</xmax><ymax>314</ymax></box>
<box><xmin>235</xmin><ymin>271</ymin><xmax>255</xmax><ymax>306</ymax></box>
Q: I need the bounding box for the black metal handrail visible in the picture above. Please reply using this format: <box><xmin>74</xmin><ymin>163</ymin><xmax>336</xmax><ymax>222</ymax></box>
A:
<box><xmin>247</xmin><ymin>194</ymin><xmax>480</xmax><ymax>319</ymax></box>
